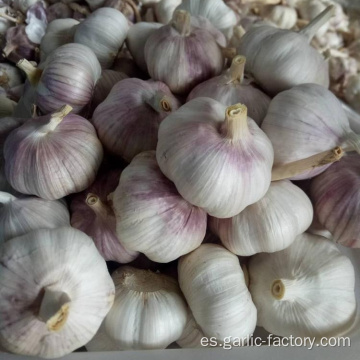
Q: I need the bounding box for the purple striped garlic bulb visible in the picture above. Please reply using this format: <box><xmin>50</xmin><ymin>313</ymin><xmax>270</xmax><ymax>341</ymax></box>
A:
<box><xmin>92</xmin><ymin>78</ymin><xmax>180</xmax><ymax>162</ymax></box>
<box><xmin>4</xmin><ymin>105</ymin><xmax>103</xmax><ymax>200</ymax></box>
<box><xmin>112</xmin><ymin>151</ymin><xmax>207</xmax><ymax>263</ymax></box>
<box><xmin>187</xmin><ymin>55</ymin><xmax>271</xmax><ymax>125</ymax></box>
<box><xmin>156</xmin><ymin>97</ymin><xmax>274</xmax><ymax>218</ymax></box>
<box><xmin>17</xmin><ymin>43</ymin><xmax>101</xmax><ymax>115</ymax></box>
<box><xmin>71</xmin><ymin>169</ymin><xmax>139</xmax><ymax>263</ymax></box>
<box><xmin>310</xmin><ymin>153</ymin><xmax>360</xmax><ymax>248</ymax></box>
<box><xmin>144</xmin><ymin>10</ymin><xmax>225</xmax><ymax>95</ymax></box>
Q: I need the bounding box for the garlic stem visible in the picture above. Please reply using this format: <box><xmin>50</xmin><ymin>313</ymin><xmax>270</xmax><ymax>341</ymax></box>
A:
<box><xmin>16</xmin><ymin>59</ymin><xmax>43</xmax><ymax>87</ymax></box>
<box><xmin>40</xmin><ymin>105</ymin><xmax>73</xmax><ymax>133</ymax></box>
<box><xmin>271</xmin><ymin>147</ymin><xmax>344</xmax><ymax>181</ymax></box>
<box><xmin>271</xmin><ymin>279</ymin><xmax>296</xmax><ymax>300</ymax></box>
<box><xmin>2</xmin><ymin>44</ymin><xmax>17</xmax><ymax>58</ymax></box>
<box><xmin>300</xmin><ymin>5</ymin><xmax>336</xmax><ymax>42</ymax></box>
<box><xmin>221</xmin><ymin>47</ymin><xmax>237</xmax><ymax>60</ymax></box>
<box><xmin>228</xmin><ymin>55</ymin><xmax>246</xmax><ymax>84</ymax></box>
<box><xmin>224</xmin><ymin>103</ymin><xmax>249</xmax><ymax>141</ymax></box>
<box><xmin>147</xmin><ymin>91</ymin><xmax>172</xmax><ymax>113</ymax></box>
<box><xmin>38</xmin><ymin>288</ymin><xmax>71</xmax><ymax>332</ymax></box>
<box><xmin>0</xmin><ymin>191</ymin><xmax>17</xmax><ymax>204</ymax></box>
<box><xmin>0</xmin><ymin>12</ymin><xmax>22</xmax><ymax>24</ymax></box>
<box><xmin>172</xmin><ymin>10</ymin><xmax>191</xmax><ymax>36</ymax></box>
<box><xmin>86</xmin><ymin>193</ymin><xmax>109</xmax><ymax>218</ymax></box>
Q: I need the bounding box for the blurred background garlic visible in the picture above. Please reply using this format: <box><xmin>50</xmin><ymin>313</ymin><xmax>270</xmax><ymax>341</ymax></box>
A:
<box><xmin>0</xmin><ymin>63</ymin><xmax>23</xmax><ymax>91</ymax></box>
<box><xmin>210</xmin><ymin>180</ymin><xmax>313</xmax><ymax>256</ymax></box>
<box><xmin>176</xmin><ymin>311</ymin><xmax>205</xmax><ymax>349</ymax></box>
<box><xmin>104</xmin><ymin>266</ymin><xmax>187</xmax><ymax>349</ymax></box>
<box><xmin>71</xmin><ymin>168</ymin><xmax>139</xmax><ymax>263</ymax></box>
<box><xmin>92</xmin><ymin>78</ymin><xmax>180</xmax><ymax>162</ymax></box>
<box><xmin>4</xmin><ymin>105</ymin><xmax>103</xmax><ymax>200</ymax></box>
<box><xmin>344</xmin><ymin>74</ymin><xmax>360</xmax><ymax>113</ymax></box>
<box><xmin>155</xmin><ymin>0</ymin><xmax>181</xmax><ymax>24</ymax></box>
<box><xmin>0</xmin><ymin>191</ymin><xmax>70</xmax><ymax>243</ymax></box>
<box><xmin>157</xmin><ymin>98</ymin><xmax>274</xmax><ymax>218</ymax></box>
<box><xmin>259</xmin><ymin>4</ymin><xmax>298</xmax><ymax>29</ymax></box>
<box><xmin>0</xmin><ymin>227</ymin><xmax>115</xmax><ymax>358</ymax></box>
<box><xmin>112</xmin><ymin>151</ymin><xmax>207</xmax><ymax>263</ymax></box>
<box><xmin>179</xmin><ymin>244</ymin><xmax>257</xmax><ymax>342</ymax></box>
<box><xmin>0</xmin><ymin>96</ymin><xmax>16</xmax><ymax>118</ymax></box>
<box><xmin>249</xmin><ymin>233</ymin><xmax>357</xmax><ymax>339</ymax></box>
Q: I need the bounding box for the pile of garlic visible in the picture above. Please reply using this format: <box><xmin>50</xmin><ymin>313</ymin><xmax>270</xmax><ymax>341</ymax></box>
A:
<box><xmin>0</xmin><ymin>0</ymin><xmax>359</xmax><ymax>358</ymax></box>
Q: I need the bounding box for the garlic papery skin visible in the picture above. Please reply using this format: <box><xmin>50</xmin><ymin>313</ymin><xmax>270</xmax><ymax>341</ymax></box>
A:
<box><xmin>178</xmin><ymin>244</ymin><xmax>257</xmax><ymax>342</ymax></box>
<box><xmin>25</xmin><ymin>1</ymin><xmax>48</xmax><ymax>45</ymax></box>
<box><xmin>85</xmin><ymin>322</ymin><xmax>121</xmax><ymax>352</ymax></box>
<box><xmin>92</xmin><ymin>78</ymin><xmax>180</xmax><ymax>162</ymax></box>
<box><xmin>237</xmin><ymin>6</ymin><xmax>334</xmax><ymax>96</ymax></box>
<box><xmin>112</xmin><ymin>151</ymin><xmax>207</xmax><ymax>263</ymax></box>
<box><xmin>0</xmin><ymin>63</ymin><xmax>23</xmax><ymax>90</ymax></box>
<box><xmin>345</xmin><ymin>75</ymin><xmax>360</xmax><ymax>113</ymax></box>
<box><xmin>187</xmin><ymin>55</ymin><xmax>271</xmax><ymax>125</ymax></box>
<box><xmin>310</xmin><ymin>153</ymin><xmax>360</xmax><ymax>248</ymax></box>
<box><xmin>157</xmin><ymin>98</ymin><xmax>274</xmax><ymax>218</ymax></box>
<box><xmin>4</xmin><ymin>105</ymin><xmax>104</xmax><ymax>200</ymax></box>
<box><xmin>176</xmin><ymin>311</ymin><xmax>205</xmax><ymax>348</ymax></box>
<box><xmin>210</xmin><ymin>180</ymin><xmax>313</xmax><ymax>256</ymax></box>
<box><xmin>126</xmin><ymin>22</ymin><xmax>162</xmax><ymax>72</ymax></box>
<box><xmin>18</xmin><ymin>43</ymin><xmax>102</xmax><ymax>115</ymax></box>
<box><xmin>104</xmin><ymin>266</ymin><xmax>187</xmax><ymax>350</ymax></box>
<box><xmin>248</xmin><ymin>233</ymin><xmax>357</xmax><ymax>339</ymax></box>
<box><xmin>71</xmin><ymin>169</ymin><xmax>139</xmax><ymax>263</ymax></box>
<box><xmin>144</xmin><ymin>10</ymin><xmax>225</xmax><ymax>95</ymax></box>
<box><xmin>176</xmin><ymin>0</ymin><xmax>237</xmax><ymax>37</ymax></box>
<box><xmin>259</xmin><ymin>5</ymin><xmax>298</xmax><ymax>29</ymax></box>
<box><xmin>155</xmin><ymin>0</ymin><xmax>181</xmax><ymax>24</ymax></box>
<box><xmin>261</xmin><ymin>83</ymin><xmax>359</xmax><ymax>180</ymax></box>
<box><xmin>0</xmin><ymin>191</ymin><xmax>70</xmax><ymax>244</ymax></box>
<box><xmin>74</xmin><ymin>8</ymin><xmax>129</xmax><ymax>69</ymax></box>
<box><xmin>40</xmin><ymin>18</ymin><xmax>79</xmax><ymax>61</ymax></box>
<box><xmin>0</xmin><ymin>227</ymin><xmax>115</xmax><ymax>358</ymax></box>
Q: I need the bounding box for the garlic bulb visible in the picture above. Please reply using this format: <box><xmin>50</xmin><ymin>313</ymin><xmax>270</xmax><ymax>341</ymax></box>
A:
<box><xmin>259</xmin><ymin>5</ymin><xmax>298</xmax><ymax>29</ymax></box>
<box><xmin>46</xmin><ymin>3</ymin><xmax>74</xmax><ymax>23</ymax></box>
<box><xmin>261</xmin><ymin>83</ymin><xmax>360</xmax><ymax>180</ymax></box>
<box><xmin>104</xmin><ymin>0</ymin><xmax>141</xmax><ymax>23</ymax></box>
<box><xmin>126</xmin><ymin>22</ymin><xmax>162</xmax><ymax>72</ymax></box>
<box><xmin>71</xmin><ymin>169</ymin><xmax>138</xmax><ymax>263</ymax></box>
<box><xmin>0</xmin><ymin>7</ymin><xmax>13</xmax><ymax>36</ymax></box>
<box><xmin>0</xmin><ymin>192</ymin><xmax>70</xmax><ymax>244</ymax></box>
<box><xmin>249</xmin><ymin>233</ymin><xmax>357</xmax><ymax>339</ymax></box>
<box><xmin>155</xmin><ymin>0</ymin><xmax>181</xmax><ymax>24</ymax></box>
<box><xmin>328</xmin><ymin>52</ymin><xmax>358</xmax><ymax>84</ymax></box>
<box><xmin>307</xmin><ymin>212</ymin><xmax>333</xmax><ymax>240</ymax></box>
<box><xmin>25</xmin><ymin>1</ymin><xmax>48</xmax><ymax>44</ymax></box>
<box><xmin>144</xmin><ymin>10</ymin><xmax>225</xmax><ymax>94</ymax></box>
<box><xmin>176</xmin><ymin>0</ymin><xmax>237</xmax><ymax>37</ymax></box>
<box><xmin>187</xmin><ymin>55</ymin><xmax>271</xmax><ymax>125</ymax></box>
<box><xmin>40</xmin><ymin>18</ymin><xmax>79</xmax><ymax>61</ymax></box>
<box><xmin>310</xmin><ymin>153</ymin><xmax>360</xmax><ymax>248</ymax></box>
<box><xmin>210</xmin><ymin>180</ymin><xmax>313</xmax><ymax>256</ymax></box>
<box><xmin>345</xmin><ymin>75</ymin><xmax>360</xmax><ymax>113</ymax></box>
<box><xmin>178</xmin><ymin>244</ymin><xmax>257</xmax><ymax>342</ymax></box>
<box><xmin>74</xmin><ymin>7</ymin><xmax>129</xmax><ymax>69</ymax></box>
<box><xmin>92</xmin><ymin>78</ymin><xmax>180</xmax><ymax>162</ymax></box>
<box><xmin>13</xmin><ymin>0</ymin><xmax>40</xmax><ymax>14</ymax></box>
<box><xmin>157</xmin><ymin>97</ymin><xmax>274</xmax><ymax>218</ymax></box>
<box><xmin>0</xmin><ymin>97</ymin><xmax>17</xmax><ymax>118</ymax></box>
<box><xmin>112</xmin><ymin>151</ymin><xmax>207</xmax><ymax>263</ymax></box>
<box><xmin>4</xmin><ymin>105</ymin><xmax>103</xmax><ymax>200</ymax></box>
<box><xmin>0</xmin><ymin>227</ymin><xmax>115</xmax><ymax>358</ymax></box>
<box><xmin>176</xmin><ymin>312</ymin><xmax>205</xmax><ymax>349</ymax></box>
<box><xmin>0</xmin><ymin>63</ymin><xmax>23</xmax><ymax>90</ymax></box>
<box><xmin>85</xmin><ymin>322</ymin><xmax>121</xmax><ymax>352</ymax></box>
<box><xmin>17</xmin><ymin>43</ymin><xmax>101</xmax><ymax>114</ymax></box>
<box><xmin>237</xmin><ymin>6</ymin><xmax>334</xmax><ymax>96</ymax></box>
<box><xmin>104</xmin><ymin>266</ymin><xmax>187</xmax><ymax>349</ymax></box>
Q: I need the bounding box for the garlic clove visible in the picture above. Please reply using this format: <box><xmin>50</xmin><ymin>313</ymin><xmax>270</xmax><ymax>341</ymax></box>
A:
<box><xmin>259</xmin><ymin>5</ymin><xmax>298</xmax><ymax>30</ymax></box>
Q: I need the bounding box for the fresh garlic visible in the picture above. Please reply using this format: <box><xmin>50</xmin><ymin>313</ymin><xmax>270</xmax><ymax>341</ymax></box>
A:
<box><xmin>312</xmin><ymin>29</ymin><xmax>344</xmax><ymax>51</ymax></box>
<box><xmin>249</xmin><ymin>233</ymin><xmax>357</xmax><ymax>338</ymax></box>
<box><xmin>71</xmin><ymin>169</ymin><xmax>139</xmax><ymax>263</ymax></box>
<box><xmin>4</xmin><ymin>105</ymin><xmax>103</xmax><ymax>200</ymax></box>
<box><xmin>0</xmin><ymin>192</ymin><xmax>70</xmax><ymax>244</ymax></box>
<box><xmin>46</xmin><ymin>3</ymin><xmax>74</xmax><ymax>23</ymax></box>
<box><xmin>126</xmin><ymin>22</ymin><xmax>162</xmax><ymax>72</ymax></box>
<box><xmin>259</xmin><ymin>5</ymin><xmax>298</xmax><ymax>29</ymax></box>
<box><xmin>144</xmin><ymin>10</ymin><xmax>225</xmax><ymax>95</ymax></box>
<box><xmin>104</xmin><ymin>266</ymin><xmax>187</xmax><ymax>349</ymax></box>
<box><xmin>344</xmin><ymin>75</ymin><xmax>360</xmax><ymax>113</ymax></box>
<box><xmin>25</xmin><ymin>1</ymin><xmax>47</xmax><ymax>44</ymax></box>
<box><xmin>17</xmin><ymin>43</ymin><xmax>101</xmax><ymax>114</ymax></box>
<box><xmin>104</xmin><ymin>0</ymin><xmax>141</xmax><ymax>23</ymax></box>
<box><xmin>40</xmin><ymin>18</ymin><xmax>79</xmax><ymax>61</ymax></box>
<box><xmin>85</xmin><ymin>322</ymin><xmax>121</xmax><ymax>352</ymax></box>
<box><xmin>179</xmin><ymin>244</ymin><xmax>257</xmax><ymax>342</ymax></box>
<box><xmin>328</xmin><ymin>52</ymin><xmax>358</xmax><ymax>84</ymax></box>
<box><xmin>74</xmin><ymin>7</ymin><xmax>129</xmax><ymax>69</ymax></box>
<box><xmin>176</xmin><ymin>312</ymin><xmax>205</xmax><ymax>349</ymax></box>
<box><xmin>261</xmin><ymin>83</ymin><xmax>360</xmax><ymax>180</ymax></box>
<box><xmin>298</xmin><ymin>0</ymin><xmax>329</xmax><ymax>37</ymax></box>
<box><xmin>112</xmin><ymin>151</ymin><xmax>207</xmax><ymax>263</ymax></box>
<box><xmin>157</xmin><ymin>98</ymin><xmax>274</xmax><ymax>218</ymax></box>
<box><xmin>0</xmin><ymin>63</ymin><xmax>23</xmax><ymax>90</ymax></box>
<box><xmin>92</xmin><ymin>78</ymin><xmax>180</xmax><ymax>162</ymax></box>
<box><xmin>310</xmin><ymin>153</ymin><xmax>360</xmax><ymax>248</ymax></box>
<box><xmin>13</xmin><ymin>0</ymin><xmax>40</xmax><ymax>14</ymax></box>
<box><xmin>0</xmin><ymin>97</ymin><xmax>17</xmax><ymax>118</ymax></box>
<box><xmin>210</xmin><ymin>180</ymin><xmax>313</xmax><ymax>256</ymax></box>
<box><xmin>187</xmin><ymin>55</ymin><xmax>271</xmax><ymax>125</ymax></box>
<box><xmin>237</xmin><ymin>6</ymin><xmax>334</xmax><ymax>95</ymax></box>
<box><xmin>155</xmin><ymin>0</ymin><xmax>182</xmax><ymax>24</ymax></box>
<box><xmin>0</xmin><ymin>227</ymin><xmax>115</xmax><ymax>358</ymax></box>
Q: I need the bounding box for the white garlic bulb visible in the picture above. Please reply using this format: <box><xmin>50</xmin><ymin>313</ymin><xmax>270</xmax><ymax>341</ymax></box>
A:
<box><xmin>178</xmin><ymin>244</ymin><xmax>257</xmax><ymax>342</ymax></box>
<box><xmin>113</xmin><ymin>151</ymin><xmax>207</xmax><ymax>263</ymax></box>
<box><xmin>210</xmin><ymin>180</ymin><xmax>313</xmax><ymax>256</ymax></box>
<box><xmin>177</xmin><ymin>312</ymin><xmax>205</xmax><ymax>349</ymax></box>
<box><xmin>0</xmin><ymin>227</ymin><xmax>115</xmax><ymax>358</ymax></box>
<box><xmin>155</xmin><ymin>0</ymin><xmax>182</xmax><ymax>24</ymax></box>
<box><xmin>0</xmin><ymin>192</ymin><xmax>70</xmax><ymax>244</ymax></box>
<box><xmin>260</xmin><ymin>5</ymin><xmax>298</xmax><ymax>29</ymax></box>
<box><xmin>249</xmin><ymin>233</ymin><xmax>357</xmax><ymax>339</ymax></box>
<box><xmin>345</xmin><ymin>75</ymin><xmax>360</xmax><ymax>113</ymax></box>
<box><xmin>4</xmin><ymin>105</ymin><xmax>103</xmax><ymax>200</ymax></box>
<box><xmin>0</xmin><ymin>63</ymin><xmax>23</xmax><ymax>90</ymax></box>
<box><xmin>157</xmin><ymin>98</ymin><xmax>274</xmax><ymax>218</ymax></box>
<box><xmin>104</xmin><ymin>266</ymin><xmax>187</xmax><ymax>350</ymax></box>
